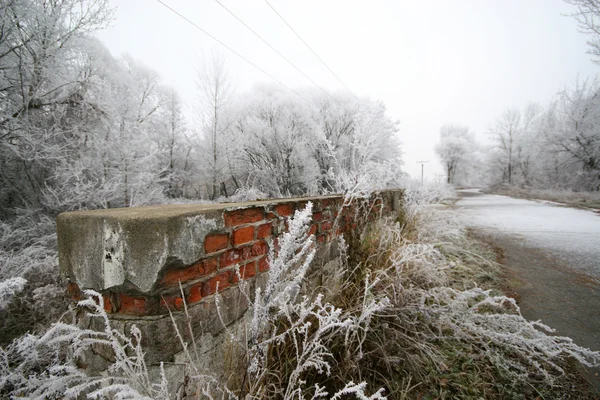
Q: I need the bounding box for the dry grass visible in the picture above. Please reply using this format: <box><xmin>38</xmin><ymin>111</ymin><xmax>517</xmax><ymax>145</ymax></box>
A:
<box><xmin>329</xmin><ymin>198</ymin><xmax>600</xmax><ymax>399</ymax></box>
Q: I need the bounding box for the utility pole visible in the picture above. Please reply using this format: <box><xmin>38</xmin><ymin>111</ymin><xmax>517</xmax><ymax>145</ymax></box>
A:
<box><xmin>416</xmin><ymin>160</ymin><xmax>429</xmax><ymax>184</ymax></box>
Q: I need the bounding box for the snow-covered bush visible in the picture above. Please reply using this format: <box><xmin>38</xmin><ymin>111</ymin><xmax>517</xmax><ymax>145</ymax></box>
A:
<box><xmin>0</xmin><ymin>210</ymin><xmax>67</xmax><ymax>345</ymax></box>
<box><xmin>0</xmin><ymin>278</ymin><xmax>27</xmax><ymax>311</ymax></box>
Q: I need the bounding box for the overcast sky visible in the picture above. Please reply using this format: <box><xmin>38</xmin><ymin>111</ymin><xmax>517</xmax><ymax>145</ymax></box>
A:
<box><xmin>96</xmin><ymin>0</ymin><xmax>597</xmax><ymax>180</ymax></box>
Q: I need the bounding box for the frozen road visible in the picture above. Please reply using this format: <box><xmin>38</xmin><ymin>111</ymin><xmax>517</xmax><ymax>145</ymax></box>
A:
<box><xmin>457</xmin><ymin>189</ymin><xmax>600</xmax><ymax>278</ymax></box>
<box><xmin>457</xmin><ymin>189</ymin><xmax>600</xmax><ymax>388</ymax></box>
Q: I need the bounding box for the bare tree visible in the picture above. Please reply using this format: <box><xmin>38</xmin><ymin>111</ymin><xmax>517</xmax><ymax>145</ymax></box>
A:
<box><xmin>488</xmin><ymin>108</ymin><xmax>522</xmax><ymax>184</ymax></box>
<box><xmin>435</xmin><ymin>124</ymin><xmax>473</xmax><ymax>184</ymax></box>
<box><xmin>196</xmin><ymin>50</ymin><xmax>234</xmax><ymax>199</ymax></box>
<box><xmin>0</xmin><ymin>0</ymin><xmax>113</xmax><ymax>213</ymax></box>
<box><xmin>543</xmin><ymin>78</ymin><xmax>600</xmax><ymax>190</ymax></box>
<box><xmin>565</xmin><ymin>0</ymin><xmax>600</xmax><ymax>63</ymax></box>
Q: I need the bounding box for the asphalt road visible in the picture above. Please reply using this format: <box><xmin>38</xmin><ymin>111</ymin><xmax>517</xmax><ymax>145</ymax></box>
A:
<box><xmin>456</xmin><ymin>189</ymin><xmax>600</xmax><ymax>390</ymax></box>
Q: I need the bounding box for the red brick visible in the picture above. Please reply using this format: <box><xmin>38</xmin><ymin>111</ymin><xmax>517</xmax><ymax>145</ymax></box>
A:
<box><xmin>253</xmin><ymin>241</ymin><xmax>269</xmax><ymax>256</ymax></box>
<box><xmin>241</xmin><ymin>241</ymin><xmax>268</xmax><ymax>260</ymax></box>
<box><xmin>224</xmin><ymin>208</ymin><xmax>263</xmax><ymax>227</ymax></box>
<box><xmin>233</xmin><ymin>226</ymin><xmax>255</xmax><ymax>246</ymax></box>
<box><xmin>220</xmin><ymin>248</ymin><xmax>242</xmax><ymax>267</ymax></box>
<box><xmin>204</xmin><ymin>233</ymin><xmax>229</xmax><ymax>253</ymax></box>
<box><xmin>312</xmin><ymin>212</ymin><xmax>323</xmax><ymax>222</ymax></box>
<box><xmin>317</xmin><ymin>235</ymin><xmax>326</xmax><ymax>244</ymax></box>
<box><xmin>266</xmin><ymin>212</ymin><xmax>277</xmax><ymax>220</ymax></box>
<box><xmin>189</xmin><ymin>283</ymin><xmax>203</xmax><ymax>303</ymax></box>
<box><xmin>201</xmin><ymin>257</ymin><xmax>218</xmax><ymax>275</ymax></box>
<box><xmin>161</xmin><ymin>264</ymin><xmax>204</xmax><ymax>286</ymax></box>
<box><xmin>308</xmin><ymin>224</ymin><xmax>317</xmax><ymax>235</ymax></box>
<box><xmin>202</xmin><ymin>271</ymin><xmax>231</xmax><ymax>296</ymax></box>
<box><xmin>320</xmin><ymin>221</ymin><xmax>332</xmax><ymax>232</ymax></box>
<box><xmin>103</xmin><ymin>294</ymin><xmax>112</xmax><ymax>313</ymax></box>
<box><xmin>160</xmin><ymin>296</ymin><xmax>184</xmax><ymax>311</ymax></box>
<box><xmin>258</xmin><ymin>257</ymin><xmax>270</xmax><ymax>272</ymax></box>
<box><xmin>174</xmin><ymin>297</ymin><xmax>184</xmax><ymax>309</ymax></box>
<box><xmin>232</xmin><ymin>262</ymin><xmax>258</xmax><ymax>283</ymax></box>
<box><xmin>275</xmin><ymin>203</ymin><xmax>294</xmax><ymax>217</ymax></box>
<box><xmin>119</xmin><ymin>294</ymin><xmax>146</xmax><ymax>315</ymax></box>
<box><xmin>67</xmin><ymin>282</ymin><xmax>81</xmax><ymax>301</ymax></box>
<box><xmin>257</xmin><ymin>222</ymin><xmax>273</xmax><ymax>239</ymax></box>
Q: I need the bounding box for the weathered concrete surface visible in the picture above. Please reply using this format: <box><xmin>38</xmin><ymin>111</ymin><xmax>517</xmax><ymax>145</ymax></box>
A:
<box><xmin>58</xmin><ymin>208</ymin><xmax>220</xmax><ymax>293</ymax></box>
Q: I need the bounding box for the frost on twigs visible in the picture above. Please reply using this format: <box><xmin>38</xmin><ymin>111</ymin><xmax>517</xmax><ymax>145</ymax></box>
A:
<box><xmin>0</xmin><ymin>277</ymin><xmax>27</xmax><ymax>310</ymax></box>
<box><xmin>416</xmin><ymin>287</ymin><xmax>600</xmax><ymax>383</ymax></box>
<box><xmin>232</xmin><ymin>201</ymin><xmax>387</xmax><ymax>399</ymax></box>
<box><xmin>0</xmin><ymin>290</ymin><xmax>168</xmax><ymax>399</ymax></box>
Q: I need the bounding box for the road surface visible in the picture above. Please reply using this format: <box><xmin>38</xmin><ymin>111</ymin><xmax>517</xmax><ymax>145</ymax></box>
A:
<box><xmin>457</xmin><ymin>189</ymin><xmax>600</xmax><ymax>389</ymax></box>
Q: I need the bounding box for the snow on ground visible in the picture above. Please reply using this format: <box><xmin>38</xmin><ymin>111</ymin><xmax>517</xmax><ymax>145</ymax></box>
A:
<box><xmin>457</xmin><ymin>189</ymin><xmax>600</xmax><ymax>277</ymax></box>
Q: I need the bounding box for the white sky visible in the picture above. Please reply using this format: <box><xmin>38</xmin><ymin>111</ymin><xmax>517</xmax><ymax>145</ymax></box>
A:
<box><xmin>96</xmin><ymin>0</ymin><xmax>597</xmax><ymax>180</ymax></box>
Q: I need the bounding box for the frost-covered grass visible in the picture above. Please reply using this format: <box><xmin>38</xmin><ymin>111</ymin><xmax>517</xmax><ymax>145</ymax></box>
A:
<box><xmin>488</xmin><ymin>184</ymin><xmax>600</xmax><ymax>209</ymax></box>
<box><xmin>348</xmin><ymin>189</ymin><xmax>600</xmax><ymax>398</ymax></box>
<box><xmin>1</xmin><ymin>184</ymin><xmax>599</xmax><ymax>399</ymax></box>
<box><xmin>0</xmin><ymin>210</ymin><xmax>69</xmax><ymax>346</ymax></box>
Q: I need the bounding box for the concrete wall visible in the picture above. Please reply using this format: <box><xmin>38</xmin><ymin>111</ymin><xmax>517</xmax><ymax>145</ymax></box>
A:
<box><xmin>57</xmin><ymin>190</ymin><xmax>402</xmax><ymax>367</ymax></box>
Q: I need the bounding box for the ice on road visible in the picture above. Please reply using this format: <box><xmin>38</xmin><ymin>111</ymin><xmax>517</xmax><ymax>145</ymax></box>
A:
<box><xmin>457</xmin><ymin>189</ymin><xmax>600</xmax><ymax>277</ymax></box>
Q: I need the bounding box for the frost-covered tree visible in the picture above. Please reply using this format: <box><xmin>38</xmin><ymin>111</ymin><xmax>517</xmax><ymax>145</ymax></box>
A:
<box><xmin>542</xmin><ymin>79</ymin><xmax>600</xmax><ymax>190</ymax></box>
<box><xmin>228</xmin><ymin>86</ymin><xmax>401</xmax><ymax>198</ymax></box>
<box><xmin>231</xmin><ymin>86</ymin><xmax>322</xmax><ymax>197</ymax></box>
<box><xmin>488</xmin><ymin>107</ymin><xmax>522</xmax><ymax>185</ymax></box>
<box><xmin>565</xmin><ymin>0</ymin><xmax>600</xmax><ymax>63</ymax></box>
<box><xmin>0</xmin><ymin>0</ymin><xmax>114</xmax><ymax>215</ymax></box>
<box><xmin>196</xmin><ymin>50</ymin><xmax>235</xmax><ymax>199</ymax></box>
<box><xmin>435</xmin><ymin>124</ymin><xmax>474</xmax><ymax>185</ymax></box>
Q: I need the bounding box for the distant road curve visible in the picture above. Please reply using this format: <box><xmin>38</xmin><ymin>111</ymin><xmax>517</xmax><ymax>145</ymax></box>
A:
<box><xmin>457</xmin><ymin>188</ymin><xmax>600</xmax><ymax>278</ymax></box>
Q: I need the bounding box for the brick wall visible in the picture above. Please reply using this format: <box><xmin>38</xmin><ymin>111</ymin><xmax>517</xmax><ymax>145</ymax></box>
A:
<box><xmin>57</xmin><ymin>189</ymin><xmax>402</xmax><ymax>364</ymax></box>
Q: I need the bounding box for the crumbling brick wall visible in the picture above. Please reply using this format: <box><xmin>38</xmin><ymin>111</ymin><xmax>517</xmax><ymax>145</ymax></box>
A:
<box><xmin>57</xmin><ymin>190</ymin><xmax>402</xmax><ymax>365</ymax></box>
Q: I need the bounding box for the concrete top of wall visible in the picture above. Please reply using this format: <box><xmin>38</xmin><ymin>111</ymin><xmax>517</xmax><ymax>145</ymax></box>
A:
<box><xmin>57</xmin><ymin>194</ymin><xmax>341</xmax><ymax>219</ymax></box>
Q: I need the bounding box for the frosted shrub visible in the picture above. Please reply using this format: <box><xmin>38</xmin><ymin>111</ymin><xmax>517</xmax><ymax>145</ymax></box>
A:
<box><xmin>0</xmin><ymin>210</ymin><xmax>67</xmax><ymax>345</ymax></box>
<box><xmin>418</xmin><ymin>287</ymin><xmax>600</xmax><ymax>382</ymax></box>
<box><xmin>0</xmin><ymin>291</ymin><xmax>170</xmax><ymax>399</ymax></box>
<box><xmin>221</xmin><ymin>202</ymin><xmax>387</xmax><ymax>399</ymax></box>
<box><xmin>222</xmin><ymin>187</ymin><xmax>269</xmax><ymax>203</ymax></box>
<box><xmin>0</xmin><ymin>278</ymin><xmax>27</xmax><ymax>310</ymax></box>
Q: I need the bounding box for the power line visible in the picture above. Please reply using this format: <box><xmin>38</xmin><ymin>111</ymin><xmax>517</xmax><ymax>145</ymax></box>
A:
<box><xmin>213</xmin><ymin>0</ymin><xmax>336</xmax><ymax>102</ymax></box>
<box><xmin>155</xmin><ymin>0</ymin><xmax>312</xmax><ymax>106</ymax></box>
<box><xmin>263</xmin><ymin>0</ymin><xmax>360</xmax><ymax>101</ymax></box>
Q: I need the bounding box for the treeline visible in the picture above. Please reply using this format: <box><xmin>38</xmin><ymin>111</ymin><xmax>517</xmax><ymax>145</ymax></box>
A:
<box><xmin>0</xmin><ymin>0</ymin><xmax>401</xmax><ymax>223</ymax></box>
<box><xmin>436</xmin><ymin>79</ymin><xmax>600</xmax><ymax>191</ymax></box>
